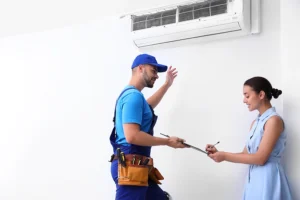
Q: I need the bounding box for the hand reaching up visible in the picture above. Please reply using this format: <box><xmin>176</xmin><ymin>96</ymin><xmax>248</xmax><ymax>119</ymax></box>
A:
<box><xmin>165</xmin><ymin>66</ymin><xmax>178</xmax><ymax>88</ymax></box>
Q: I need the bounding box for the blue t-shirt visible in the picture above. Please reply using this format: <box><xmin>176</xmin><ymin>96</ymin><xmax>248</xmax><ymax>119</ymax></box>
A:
<box><xmin>115</xmin><ymin>86</ymin><xmax>153</xmax><ymax>145</ymax></box>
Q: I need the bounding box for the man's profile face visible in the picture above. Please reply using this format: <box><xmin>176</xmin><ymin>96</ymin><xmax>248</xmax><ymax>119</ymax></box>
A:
<box><xmin>141</xmin><ymin>64</ymin><xmax>158</xmax><ymax>88</ymax></box>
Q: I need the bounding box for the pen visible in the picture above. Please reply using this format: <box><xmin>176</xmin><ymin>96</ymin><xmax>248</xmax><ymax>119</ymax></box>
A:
<box><xmin>210</xmin><ymin>141</ymin><xmax>220</xmax><ymax>148</ymax></box>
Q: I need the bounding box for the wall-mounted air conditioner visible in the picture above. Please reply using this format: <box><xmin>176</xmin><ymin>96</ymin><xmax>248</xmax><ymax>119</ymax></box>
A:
<box><xmin>121</xmin><ymin>0</ymin><xmax>260</xmax><ymax>49</ymax></box>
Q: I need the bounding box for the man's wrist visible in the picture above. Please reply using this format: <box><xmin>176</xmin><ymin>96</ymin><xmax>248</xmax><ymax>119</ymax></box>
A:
<box><xmin>154</xmin><ymin>136</ymin><xmax>169</xmax><ymax>146</ymax></box>
<box><xmin>163</xmin><ymin>82</ymin><xmax>170</xmax><ymax>89</ymax></box>
<box><xmin>161</xmin><ymin>137</ymin><xmax>169</xmax><ymax>146</ymax></box>
<box><xmin>165</xmin><ymin>137</ymin><xmax>170</xmax><ymax>146</ymax></box>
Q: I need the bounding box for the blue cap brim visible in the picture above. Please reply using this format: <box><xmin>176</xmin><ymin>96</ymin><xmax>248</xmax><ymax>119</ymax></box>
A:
<box><xmin>149</xmin><ymin>63</ymin><xmax>168</xmax><ymax>72</ymax></box>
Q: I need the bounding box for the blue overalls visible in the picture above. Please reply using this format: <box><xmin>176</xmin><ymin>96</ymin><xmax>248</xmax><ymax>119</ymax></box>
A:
<box><xmin>109</xmin><ymin>88</ymin><xmax>167</xmax><ymax>200</ymax></box>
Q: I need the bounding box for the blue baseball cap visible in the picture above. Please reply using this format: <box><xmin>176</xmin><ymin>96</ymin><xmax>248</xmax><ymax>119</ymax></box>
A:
<box><xmin>131</xmin><ymin>54</ymin><xmax>168</xmax><ymax>73</ymax></box>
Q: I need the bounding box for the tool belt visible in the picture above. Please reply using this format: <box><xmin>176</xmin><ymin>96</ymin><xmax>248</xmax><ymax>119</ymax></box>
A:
<box><xmin>109</xmin><ymin>149</ymin><xmax>164</xmax><ymax>186</ymax></box>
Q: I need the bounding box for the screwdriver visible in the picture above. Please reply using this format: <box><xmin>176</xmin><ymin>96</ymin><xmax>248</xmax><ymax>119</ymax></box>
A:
<box><xmin>137</xmin><ymin>157</ymin><xmax>142</xmax><ymax>165</ymax></box>
<box><xmin>142</xmin><ymin>158</ymin><xmax>150</xmax><ymax>165</ymax></box>
<box><xmin>117</xmin><ymin>148</ymin><xmax>126</xmax><ymax>167</ymax></box>
<box><xmin>117</xmin><ymin>148</ymin><xmax>121</xmax><ymax>161</ymax></box>
<box><xmin>120</xmin><ymin>152</ymin><xmax>126</xmax><ymax>167</ymax></box>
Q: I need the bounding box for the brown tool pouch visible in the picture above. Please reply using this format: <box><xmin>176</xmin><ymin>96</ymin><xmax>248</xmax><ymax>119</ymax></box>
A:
<box><xmin>115</xmin><ymin>154</ymin><xmax>164</xmax><ymax>186</ymax></box>
<box><xmin>148</xmin><ymin>167</ymin><xmax>164</xmax><ymax>184</ymax></box>
<box><xmin>118</xmin><ymin>161</ymin><xmax>149</xmax><ymax>186</ymax></box>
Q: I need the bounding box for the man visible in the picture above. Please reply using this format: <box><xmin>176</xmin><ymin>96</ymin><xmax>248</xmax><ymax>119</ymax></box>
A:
<box><xmin>109</xmin><ymin>54</ymin><xmax>187</xmax><ymax>200</ymax></box>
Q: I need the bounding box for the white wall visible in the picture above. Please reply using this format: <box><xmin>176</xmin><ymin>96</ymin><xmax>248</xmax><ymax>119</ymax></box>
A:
<box><xmin>0</xmin><ymin>17</ymin><xmax>139</xmax><ymax>200</ymax></box>
<box><xmin>0</xmin><ymin>0</ymin><xmax>187</xmax><ymax>38</ymax></box>
<box><xmin>0</xmin><ymin>0</ymin><xmax>298</xmax><ymax>199</ymax></box>
<box><xmin>281</xmin><ymin>0</ymin><xmax>300</xmax><ymax>199</ymax></box>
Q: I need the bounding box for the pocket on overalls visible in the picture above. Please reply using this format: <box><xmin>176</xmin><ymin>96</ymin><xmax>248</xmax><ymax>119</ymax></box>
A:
<box><xmin>118</xmin><ymin>162</ymin><xmax>149</xmax><ymax>186</ymax></box>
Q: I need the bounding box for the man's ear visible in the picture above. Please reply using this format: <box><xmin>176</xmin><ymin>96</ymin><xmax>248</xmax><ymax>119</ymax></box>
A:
<box><xmin>259</xmin><ymin>91</ymin><xmax>266</xmax><ymax>100</ymax></box>
<box><xmin>137</xmin><ymin>64</ymin><xmax>144</xmax><ymax>72</ymax></box>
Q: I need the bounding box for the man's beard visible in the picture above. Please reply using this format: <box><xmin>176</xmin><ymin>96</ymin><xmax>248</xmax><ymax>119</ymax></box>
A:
<box><xmin>143</xmin><ymin>71</ymin><xmax>155</xmax><ymax>88</ymax></box>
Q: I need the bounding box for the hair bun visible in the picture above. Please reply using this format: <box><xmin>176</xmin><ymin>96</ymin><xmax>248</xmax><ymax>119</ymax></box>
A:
<box><xmin>271</xmin><ymin>88</ymin><xmax>282</xmax><ymax>99</ymax></box>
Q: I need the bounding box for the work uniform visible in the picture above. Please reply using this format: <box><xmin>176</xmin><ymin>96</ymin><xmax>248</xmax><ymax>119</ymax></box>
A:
<box><xmin>243</xmin><ymin>107</ymin><xmax>293</xmax><ymax>200</ymax></box>
<box><xmin>110</xmin><ymin>85</ymin><xmax>167</xmax><ymax>200</ymax></box>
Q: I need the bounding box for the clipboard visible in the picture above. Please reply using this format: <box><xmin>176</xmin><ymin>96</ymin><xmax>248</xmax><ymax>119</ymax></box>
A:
<box><xmin>160</xmin><ymin>133</ymin><xmax>208</xmax><ymax>155</ymax></box>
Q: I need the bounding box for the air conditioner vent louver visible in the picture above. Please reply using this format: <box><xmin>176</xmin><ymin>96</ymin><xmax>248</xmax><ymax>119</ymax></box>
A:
<box><xmin>131</xmin><ymin>0</ymin><xmax>228</xmax><ymax>31</ymax></box>
<box><xmin>132</xmin><ymin>9</ymin><xmax>177</xmax><ymax>31</ymax></box>
<box><xmin>178</xmin><ymin>0</ymin><xmax>228</xmax><ymax>22</ymax></box>
<box><xmin>125</xmin><ymin>0</ymin><xmax>260</xmax><ymax>48</ymax></box>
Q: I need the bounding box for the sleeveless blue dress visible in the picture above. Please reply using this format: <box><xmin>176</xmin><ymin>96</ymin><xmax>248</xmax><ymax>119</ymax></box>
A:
<box><xmin>243</xmin><ymin>107</ymin><xmax>293</xmax><ymax>200</ymax></box>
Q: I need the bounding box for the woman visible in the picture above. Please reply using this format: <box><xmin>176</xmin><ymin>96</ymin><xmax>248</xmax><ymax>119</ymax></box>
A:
<box><xmin>206</xmin><ymin>76</ymin><xmax>293</xmax><ymax>200</ymax></box>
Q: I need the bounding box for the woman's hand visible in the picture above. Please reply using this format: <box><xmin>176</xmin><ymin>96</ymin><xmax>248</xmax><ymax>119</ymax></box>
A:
<box><xmin>206</xmin><ymin>144</ymin><xmax>218</xmax><ymax>154</ymax></box>
<box><xmin>208</xmin><ymin>151</ymin><xmax>226</xmax><ymax>163</ymax></box>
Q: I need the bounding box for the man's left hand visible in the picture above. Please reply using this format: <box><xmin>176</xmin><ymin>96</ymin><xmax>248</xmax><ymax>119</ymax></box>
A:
<box><xmin>165</xmin><ymin>66</ymin><xmax>178</xmax><ymax>87</ymax></box>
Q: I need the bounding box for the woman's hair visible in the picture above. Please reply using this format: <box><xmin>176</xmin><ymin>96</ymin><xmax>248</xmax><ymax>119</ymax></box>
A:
<box><xmin>244</xmin><ymin>76</ymin><xmax>282</xmax><ymax>100</ymax></box>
